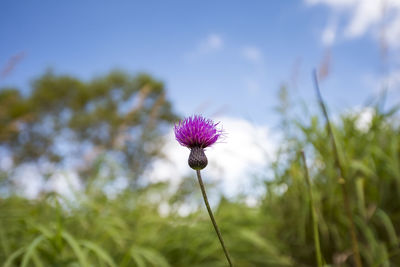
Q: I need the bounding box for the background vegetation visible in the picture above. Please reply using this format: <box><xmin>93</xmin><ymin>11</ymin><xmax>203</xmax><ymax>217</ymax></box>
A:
<box><xmin>0</xmin><ymin>71</ymin><xmax>399</xmax><ymax>266</ymax></box>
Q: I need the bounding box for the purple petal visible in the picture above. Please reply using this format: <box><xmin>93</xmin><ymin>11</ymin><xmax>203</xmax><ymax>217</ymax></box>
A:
<box><xmin>174</xmin><ymin>115</ymin><xmax>223</xmax><ymax>149</ymax></box>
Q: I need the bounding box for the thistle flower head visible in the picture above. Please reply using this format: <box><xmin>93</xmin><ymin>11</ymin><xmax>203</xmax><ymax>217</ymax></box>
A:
<box><xmin>174</xmin><ymin>115</ymin><xmax>223</xmax><ymax>149</ymax></box>
<box><xmin>174</xmin><ymin>115</ymin><xmax>223</xmax><ymax>170</ymax></box>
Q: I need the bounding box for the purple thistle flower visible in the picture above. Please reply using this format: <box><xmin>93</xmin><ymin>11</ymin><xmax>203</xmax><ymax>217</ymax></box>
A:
<box><xmin>174</xmin><ymin>115</ymin><xmax>223</xmax><ymax>149</ymax></box>
<box><xmin>174</xmin><ymin>115</ymin><xmax>233</xmax><ymax>266</ymax></box>
<box><xmin>174</xmin><ymin>115</ymin><xmax>223</xmax><ymax>170</ymax></box>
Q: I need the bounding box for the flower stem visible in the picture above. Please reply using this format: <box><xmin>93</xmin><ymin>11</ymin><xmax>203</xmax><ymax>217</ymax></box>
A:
<box><xmin>195</xmin><ymin>170</ymin><xmax>233</xmax><ymax>267</ymax></box>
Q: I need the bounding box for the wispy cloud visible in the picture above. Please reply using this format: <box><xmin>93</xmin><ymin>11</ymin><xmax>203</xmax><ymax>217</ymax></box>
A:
<box><xmin>385</xmin><ymin>15</ymin><xmax>400</xmax><ymax>49</ymax></box>
<box><xmin>240</xmin><ymin>46</ymin><xmax>266</xmax><ymax>94</ymax></box>
<box><xmin>381</xmin><ymin>69</ymin><xmax>400</xmax><ymax>91</ymax></box>
<box><xmin>307</xmin><ymin>0</ymin><xmax>400</xmax><ymax>48</ymax></box>
<box><xmin>242</xmin><ymin>46</ymin><xmax>263</xmax><ymax>63</ymax></box>
<box><xmin>343</xmin><ymin>0</ymin><xmax>382</xmax><ymax>38</ymax></box>
<box><xmin>321</xmin><ymin>21</ymin><xmax>337</xmax><ymax>46</ymax></box>
<box><xmin>305</xmin><ymin>0</ymin><xmax>356</xmax><ymax>8</ymax></box>
<box><xmin>361</xmin><ymin>69</ymin><xmax>400</xmax><ymax>96</ymax></box>
<box><xmin>200</xmin><ymin>33</ymin><xmax>223</xmax><ymax>52</ymax></box>
<box><xmin>185</xmin><ymin>33</ymin><xmax>224</xmax><ymax>60</ymax></box>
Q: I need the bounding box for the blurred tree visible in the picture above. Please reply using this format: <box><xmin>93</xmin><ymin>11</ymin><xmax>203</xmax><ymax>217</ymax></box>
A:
<box><xmin>0</xmin><ymin>70</ymin><xmax>178</xmax><ymax>187</ymax></box>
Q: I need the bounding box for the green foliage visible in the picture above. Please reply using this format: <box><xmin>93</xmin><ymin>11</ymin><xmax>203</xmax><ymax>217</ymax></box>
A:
<box><xmin>1</xmin><ymin>106</ymin><xmax>400</xmax><ymax>266</ymax></box>
<box><xmin>265</xmin><ymin>105</ymin><xmax>400</xmax><ymax>266</ymax></box>
<box><xmin>0</xmin><ymin>70</ymin><xmax>178</xmax><ymax>186</ymax></box>
<box><xmin>1</xmin><ymin>71</ymin><xmax>400</xmax><ymax>266</ymax></box>
<box><xmin>0</xmin><ymin>183</ymin><xmax>293</xmax><ymax>266</ymax></box>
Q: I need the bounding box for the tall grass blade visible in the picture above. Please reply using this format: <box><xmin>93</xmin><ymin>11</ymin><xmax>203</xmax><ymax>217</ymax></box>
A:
<box><xmin>81</xmin><ymin>240</ymin><xmax>117</xmax><ymax>267</ymax></box>
<box><xmin>313</xmin><ymin>69</ymin><xmax>362</xmax><ymax>267</ymax></box>
<box><xmin>3</xmin><ymin>247</ymin><xmax>25</xmax><ymax>267</ymax></box>
<box><xmin>300</xmin><ymin>150</ymin><xmax>323</xmax><ymax>267</ymax></box>
<box><xmin>375</xmin><ymin>209</ymin><xmax>399</xmax><ymax>247</ymax></box>
<box><xmin>21</xmin><ymin>235</ymin><xmax>45</xmax><ymax>267</ymax></box>
<box><xmin>61</xmin><ymin>230</ymin><xmax>90</xmax><ymax>267</ymax></box>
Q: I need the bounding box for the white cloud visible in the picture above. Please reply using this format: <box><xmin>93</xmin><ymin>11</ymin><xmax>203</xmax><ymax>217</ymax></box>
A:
<box><xmin>145</xmin><ymin>116</ymin><xmax>276</xmax><ymax>197</ymax></box>
<box><xmin>344</xmin><ymin>0</ymin><xmax>381</xmax><ymax>38</ymax></box>
<box><xmin>365</xmin><ymin>68</ymin><xmax>400</xmax><ymax>93</ymax></box>
<box><xmin>307</xmin><ymin>0</ymin><xmax>400</xmax><ymax>48</ymax></box>
<box><xmin>201</xmin><ymin>34</ymin><xmax>223</xmax><ymax>52</ymax></box>
<box><xmin>242</xmin><ymin>46</ymin><xmax>263</xmax><ymax>63</ymax></box>
<box><xmin>207</xmin><ymin>116</ymin><xmax>275</xmax><ymax>197</ymax></box>
<box><xmin>240</xmin><ymin>46</ymin><xmax>266</xmax><ymax>94</ymax></box>
<box><xmin>322</xmin><ymin>22</ymin><xmax>337</xmax><ymax>46</ymax></box>
<box><xmin>381</xmin><ymin>69</ymin><xmax>400</xmax><ymax>91</ymax></box>
<box><xmin>186</xmin><ymin>34</ymin><xmax>224</xmax><ymax>60</ymax></box>
<box><xmin>386</xmin><ymin>14</ymin><xmax>400</xmax><ymax>48</ymax></box>
<box><xmin>305</xmin><ymin>0</ymin><xmax>356</xmax><ymax>8</ymax></box>
<box><xmin>12</xmin><ymin>116</ymin><xmax>277</xmax><ymax>201</ymax></box>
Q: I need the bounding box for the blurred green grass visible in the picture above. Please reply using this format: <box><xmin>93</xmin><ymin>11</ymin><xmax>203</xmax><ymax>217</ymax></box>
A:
<box><xmin>1</xmin><ymin>71</ymin><xmax>400</xmax><ymax>266</ymax></box>
<box><xmin>1</xmin><ymin>103</ymin><xmax>399</xmax><ymax>266</ymax></box>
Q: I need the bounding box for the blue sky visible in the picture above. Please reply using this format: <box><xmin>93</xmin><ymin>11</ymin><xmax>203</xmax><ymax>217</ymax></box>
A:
<box><xmin>2</xmin><ymin>0</ymin><xmax>400</xmax><ymax>199</ymax></box>
<box><xmin>1</xmin><ymin>0</ymin><xmax>400</xmax><ymax>125</ymax></box>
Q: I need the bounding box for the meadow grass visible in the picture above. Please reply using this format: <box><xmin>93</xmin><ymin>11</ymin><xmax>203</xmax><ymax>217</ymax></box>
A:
<box><xmin>1</xmin><ymin>101</ymin><xmax>399</xmax><ymax>266</ymax></box>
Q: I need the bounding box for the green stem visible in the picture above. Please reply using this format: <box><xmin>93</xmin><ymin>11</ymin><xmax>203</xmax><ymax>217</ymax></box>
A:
<box><xmin>301</xmin><ymin>150</ymin><xmax>323</xmax><ymax>267</ymax></box>
<box><xmin>313</xmin><ymin>70</ymin><xmax>362</xmax><ymax>267</ymax></box>
<box><xmin>195</xmin><ymin>170</ymin><xmax>233</xmax><ymax>267</ymax></box>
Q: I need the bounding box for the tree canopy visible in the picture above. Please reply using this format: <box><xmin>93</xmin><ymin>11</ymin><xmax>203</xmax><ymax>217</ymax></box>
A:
<box><xmin>0</xmin><ymin>70</ymin><xmax>178</xmax><ymax>187</ymax></box>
